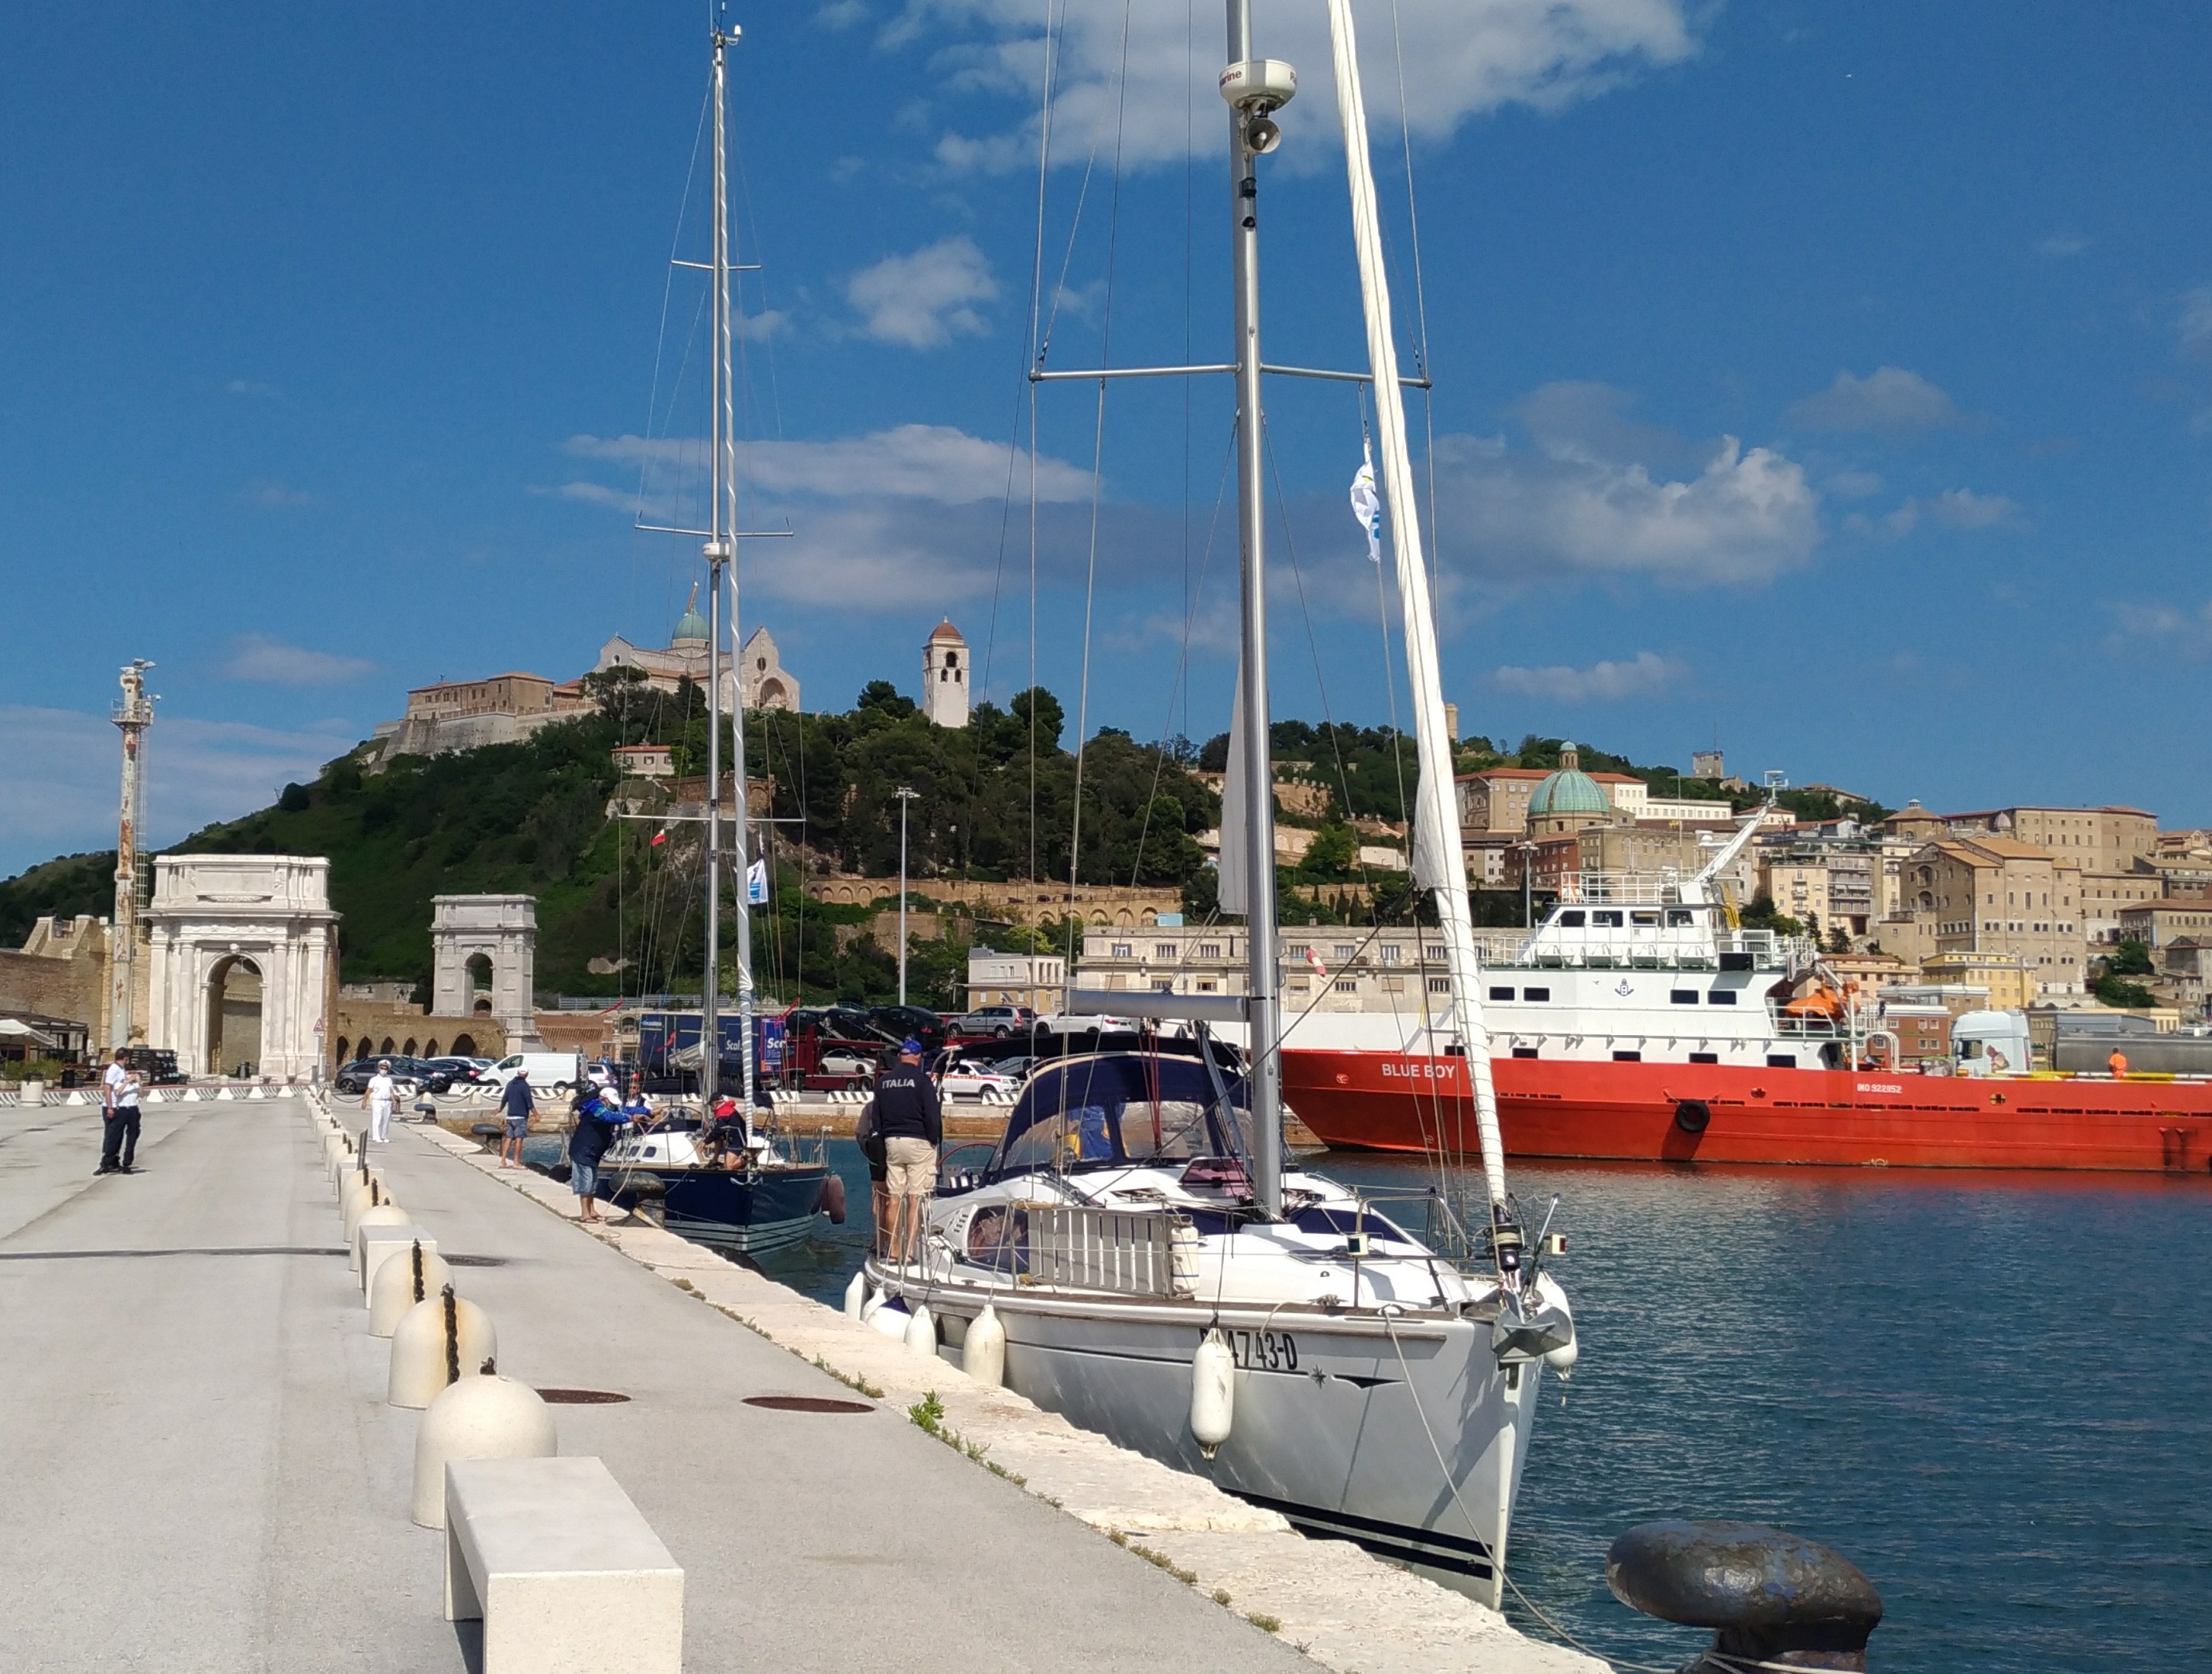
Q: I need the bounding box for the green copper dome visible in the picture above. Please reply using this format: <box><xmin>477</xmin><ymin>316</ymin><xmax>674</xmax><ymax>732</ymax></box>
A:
<box><xmin>1527</xmin><ymin>743</ymin><xmax>1610</xmax><ymax>817</ymax></box>
<box><xmin>672</xmin><ymin>585</ymin><xmax>709</xmax><ymax>647</ymax></box>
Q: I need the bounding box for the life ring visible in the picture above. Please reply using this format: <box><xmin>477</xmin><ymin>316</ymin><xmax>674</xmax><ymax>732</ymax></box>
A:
<box><xmin>1674</xmin><ymin>1099</ymin><xmax>1711</xmax><ymax>1135</ymax></box>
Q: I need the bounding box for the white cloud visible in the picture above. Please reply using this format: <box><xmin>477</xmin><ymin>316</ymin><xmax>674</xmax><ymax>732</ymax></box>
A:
<box><xmin>1872</xmin><ymin>488</ymin><xmax>2027</xmax><ymax>538</ymax></box>
<box><xmin>0</xmin><ymin>707</ymin><xmax>358</xmax><ymax>876</ymax></box>
<box><xmin>2035</xmin><ymin>232</ymin><xmax>2090</xmax><ymax>258</ymax></box>
<box><xmin>224</xmin><ymin>378</ymin><xmax>280</xmax><ymax>399</ymax></box>
<box><xmin>222</xmin><ymin>635</ymin><xmax>375</xmax><ymax>686</ymax></box>
<box><xmin>2108</xmin><ymin>599</ymin><xmax>2212</xmax><ymax>656</ymax></box>
<box><xmin>846</xmin><ymin>237</ymin><xmax>997</xmax><ymax>347</ymax></box>
<box><xmin>564</xmin><ymin>425</ymin><xmax>1094</xmax><ymax>506</ymax></box>
<box><xmin>1433</xmin><ymin>429</ymin><xmax>1821</xmax><ymax>588</ymax></box>
<box><xmin>919</xmin><ymin>0</ymin><xmax>1698</xmax><ymax>173</ymax></box>
<box><xmin>237</xmin><ymin>478</ymin><xmax>319</xmax><ymax>509</ymax></box>
<box><xmin>816</xmin><ymin>0</ymin><xmax>869</xmax><ymax>26</ymax></box>
<box><xmin>1492</xmin><ymin>650</ymin><xmax>1686</xmax><ymax>702</ymax></box>
<box><xmin>1824</xmin><ymin>469</ymin><xmax>1884</xmax><ymax>500</ymax></box>
<box><xmin>2181</xmin><ymin>286</ymin><xmax>2212</xmax><ymax>363</ymax></box>
<box><xmin>1786</xmin><ymin>367</ymin><xmax>1960</xmax><ymax>433</ymax></box>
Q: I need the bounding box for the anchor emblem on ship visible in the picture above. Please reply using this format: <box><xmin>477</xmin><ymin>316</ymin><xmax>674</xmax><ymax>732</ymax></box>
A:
<box><xmin>1614</xmin><ymin>979</ymin><xmax>1634</xmax><ymax>996</ymax></box>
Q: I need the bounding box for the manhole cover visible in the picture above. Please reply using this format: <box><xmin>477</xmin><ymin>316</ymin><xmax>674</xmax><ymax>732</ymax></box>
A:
<box><xmin>743</xmin><ymin>1395</ymin><xmax>874</xmax><ymax>1414</ymax></box>
<box><xmin>534</xmin><ymin>1388</ymin><xmax>631</xmax><ymax>1404</ymax></box>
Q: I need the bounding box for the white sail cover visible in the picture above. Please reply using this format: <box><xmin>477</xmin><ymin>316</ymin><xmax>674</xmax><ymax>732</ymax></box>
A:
<box><xmin>1217</xmin><ymin>663</ymin><xmax>1250</xmax><ymax>917</ymax></box>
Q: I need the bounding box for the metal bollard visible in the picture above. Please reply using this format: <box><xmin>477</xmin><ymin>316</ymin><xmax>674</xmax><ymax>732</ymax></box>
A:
<box><xmin>411</xmin><ymin>1367</ymin><xmax>558</xmax><ymax>1528</ymax></box>
<box><xmin>1607</xmin><ymin>1520</ymin><xmax>1884</xmax><ymax>1672</ymax></box>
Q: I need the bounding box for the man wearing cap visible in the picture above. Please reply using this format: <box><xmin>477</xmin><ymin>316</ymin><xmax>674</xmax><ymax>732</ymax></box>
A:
<box><xmin>872</xmin><ymin>1038</ymin><xmax>943</xmax><ymax>1262</ymax></box>
<box><xmin>362</xmin><ymin>1058</ymin><xmax>398</xmax><ymax>1145</ymax></box>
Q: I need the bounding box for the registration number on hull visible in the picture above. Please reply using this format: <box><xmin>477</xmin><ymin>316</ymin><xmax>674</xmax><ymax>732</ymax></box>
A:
<box><xmin>1226</xmin><ymin>1329</ymin><xmax>1300</xmax><ymax>1373</ymax></box>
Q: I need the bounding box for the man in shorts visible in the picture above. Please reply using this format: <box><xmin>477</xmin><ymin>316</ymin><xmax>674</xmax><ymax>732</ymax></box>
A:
<box><xmin>362</xmin><ymin>1059</ymin><xmax>398</xmax><ymax>1144</ymax></box>
<box><xmin>498</xmin><ymin>1068</ymin><xmax>534</xmax><ymax>1168</ymax></box>
<box><xmin>872</xmin><ymin>1038</ymin><xmax>943</xmax><ymax>1263</ymax></box>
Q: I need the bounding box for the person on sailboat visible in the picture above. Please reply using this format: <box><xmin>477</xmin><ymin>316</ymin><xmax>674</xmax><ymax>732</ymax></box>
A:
<box><xmin>872</xmin><ymin>1038</ymin><xmax>942</xmax><ymax>1262</ymax></box>
<box><xmin>620</xmin><ymin>1074</ymin><xmax>656</xmax><ymax>1131</ymax></box>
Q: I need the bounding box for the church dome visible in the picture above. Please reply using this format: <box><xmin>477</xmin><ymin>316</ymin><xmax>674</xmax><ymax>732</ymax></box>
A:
<box><xmin>1527</xmin><ymin>744</ymin><xmax>1610</xmax><ymax>818</ymax></box>
<box><xmin>671</xmin><ymin>585</ymin><xmax>709</xmax><ymax>648</ymax></box>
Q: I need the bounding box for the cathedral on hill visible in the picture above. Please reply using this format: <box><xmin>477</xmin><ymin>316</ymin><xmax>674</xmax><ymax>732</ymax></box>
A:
<box><xmin>591</xmin><ymin>587</ymin><xmax>802</xmax><ymax>715</ymax></box>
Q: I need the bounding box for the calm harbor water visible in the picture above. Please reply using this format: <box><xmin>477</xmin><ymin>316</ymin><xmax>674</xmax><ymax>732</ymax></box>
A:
<box><xmin>738</xmin><ymin>1140</ymin><xmax>2210</xmax><ymax>1671</ymax></box>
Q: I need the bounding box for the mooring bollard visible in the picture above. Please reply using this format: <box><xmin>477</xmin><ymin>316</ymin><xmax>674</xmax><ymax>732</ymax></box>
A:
<box><xmin>1606</xmin><ymin>1520</ymin><xmax>1884</xmax><ymax>1672</ymax></box>
<box><xmin>341</xmin><ymin>1176</ymin><xmax>389</xmax><ymax>1248</ymax></box>
<box><xmin>388</xmin><ymin>1285</ymin><xmax>497</xmax><ymax>1409</ymax></box>
<box><xmin>370</xmin><ymin>1239</ymin><xmax>451</xmax><ymax>1337</ymax></box>
<box><xmin>352</xmin><ymin>1203</ymin><xmax>411</xmax><ymax>1275</ymax></box>
<box><xmin>411</xmin><ymin>1365</ymin><xmax>558</xmax><ymax>1528</ymax></box>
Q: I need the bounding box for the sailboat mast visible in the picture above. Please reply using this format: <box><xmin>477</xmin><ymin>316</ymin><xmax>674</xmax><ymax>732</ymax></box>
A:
<box><xmin>1324</xmin><ymin>0</ymin><xmax>1514</xmax><ymax>1236</ymax></box>
<box><xmin>700</xmin><ymin>25</ymin><xmax>735</xmax><ymax>1109</ymax></box>
<box><xmin>1225</xmin><ymin>0</ymin><xmax>1284</xmax><ymax>1216</ymax></box>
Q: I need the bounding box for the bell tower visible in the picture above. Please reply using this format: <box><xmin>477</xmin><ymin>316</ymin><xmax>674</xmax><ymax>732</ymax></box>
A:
<box><xmin>922</xmin><ymin>620</ymin><xmax>969</xmax><ymax>728</ymax></box>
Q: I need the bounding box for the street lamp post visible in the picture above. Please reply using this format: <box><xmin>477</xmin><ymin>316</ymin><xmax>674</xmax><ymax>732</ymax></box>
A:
<box><xmin>895</xmin><ymin>787</ymin><xmax>920</xmax><ymax>1007</ymax></box>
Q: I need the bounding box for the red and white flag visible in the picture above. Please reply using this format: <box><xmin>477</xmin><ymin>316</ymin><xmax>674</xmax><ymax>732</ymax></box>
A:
<box><xmin>1304</xmin><ymin>946</ymin><xmax>1328</xmax><ymax>979</ymax></box>
<box><xmin>650</xmin><ymin>827</ymin><xmax>669</xmax><ymax>847</ymax></box>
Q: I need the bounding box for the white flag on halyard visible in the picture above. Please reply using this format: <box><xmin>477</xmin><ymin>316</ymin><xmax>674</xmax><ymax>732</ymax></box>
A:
<box><xmin>1348</xmin><ymin>441</ymin><xmax>1382</xmax><ymax>564</ymax></box>
<box><xmin>745</xmin><ymin>858</ymin><xmax>768</xmax><ymax>904</ymax></box>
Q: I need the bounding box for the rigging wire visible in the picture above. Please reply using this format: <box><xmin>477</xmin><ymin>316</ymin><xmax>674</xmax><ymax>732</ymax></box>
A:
<box><xmin>1021</xmin><ymin>0</ymin><xmax>1067</xmax><ymax>906</ymax></box>
<box><xmin>1061</xmin><ymin>0</ymin><xmax>1136</xmax><ymax>966</ymax></box>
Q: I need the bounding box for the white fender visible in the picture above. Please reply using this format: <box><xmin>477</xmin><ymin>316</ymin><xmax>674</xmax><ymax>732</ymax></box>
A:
<box><xmin>962</xmin><ymin>1303</ymin><xmax>1006</xmax><ymax>1388</ymax></box>
<box><xmin>903</xmin><ymin>1303</ymin><xmax>937</xmax><ymax>1358</ymax></box>
<box><xmin>1543</xmin><ymin>1335</ymin><xmax>1579</xmax><ymax>1378</ymax></box>
<box><xmin>844</xmin><ymin>1270</ymin><xmax>869</xmax><ymax>1320</ymax></box>
<box><xmin>1189</xmin><ymin>1328</ymin><xmax>1235</xmax><ymax>1458</ymax></box>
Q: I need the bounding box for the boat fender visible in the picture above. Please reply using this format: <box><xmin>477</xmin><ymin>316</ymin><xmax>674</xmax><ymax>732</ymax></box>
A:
<box><xmin>963</xmin><ymin>1303</ymin><xmax>1007</xmax><ymax>1388</ymax></box>
<box><xmin>1543</xmin><ymin>1335</ymin><xmax>1579</xmax><ymax>1378</ymax></box>
<box><xmin>1189</xmin><ymin>1328</ymin><xmax>1235</xmax><ymax>1458</ymax></box>
<box><xmin>1674</xmin><ymin>1100</ymin><xmax>1711</xmax><ymax>1135</ymax></box>
<box><xmin>903</xmin><ymin>1303</ymin><xmax>937</xmax><ymax>1358</ymax></box>
<box><xmin>844</xmin><ymin>1270</ymin><xmax>869</xmax><ymax>1320</ymax></box>
<box><xmin>820</xmin><ymin>1174</ymin><xmax>848</xmax><ymax>1224</ymax></box>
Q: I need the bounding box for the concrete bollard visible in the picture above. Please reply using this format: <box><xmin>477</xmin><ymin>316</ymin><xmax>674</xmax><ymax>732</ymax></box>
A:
<box><xmin>340</xmin><ymin>1176</ymin><xmax>388</xmax><ymax>1247</ymax></box>
<box><xmin>352</xmin><ymin>1203</ymin><xmax>412</xmax><ymax>1275</ymax></box>
<box><xmin>1607</xmin><ymin>1520</ymin><xmax>1884</xmax><ymax>1672</ymax></box>
<box><xmin>389</xmin><ymin>1286</ymin><xmax>497</xmax><ymax>1409</ymax></box>
<box><xmin>411</xmin><ymin>1370</ymin><xmax>558</xmax><ymax>1529</ymax></box>
<box><xmin>370</xmin><ymin>1239</ymin><xmax>451</xmax><ymax>1337</ymax></box>
<box><xmin>361</xmin><ymin>1223</ymin><xmax>426</xmax><ymax>1302</ymax></box>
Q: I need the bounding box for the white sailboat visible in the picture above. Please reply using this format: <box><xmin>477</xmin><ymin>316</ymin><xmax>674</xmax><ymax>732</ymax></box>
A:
<box><xmin>857</xmin><ymin>1</ymin><xmax>1573</xmax><ymax>1601</ymax></box>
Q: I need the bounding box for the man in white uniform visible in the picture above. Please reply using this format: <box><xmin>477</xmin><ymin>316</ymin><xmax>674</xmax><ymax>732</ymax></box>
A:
<box><xmin>362</xmin><ymin>1058</ymin><xmax>398</xmax><ymax>1144</ymax></box>
<box><xmin>98</xmin><ymin>1049</ymin><xmax>142</xmax><ymax>1175</ymax></box>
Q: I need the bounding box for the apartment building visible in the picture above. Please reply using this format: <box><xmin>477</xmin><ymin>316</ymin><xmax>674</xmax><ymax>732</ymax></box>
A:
<box><xmin>1881</xmin><ymin>837</ymin><xmax>2085</xmax><ymax>995</ymax></box>
<box><xmin>2115</xmin><ymin>892</ymin><xmax>2212</xmax><ymax>949</ymax></box>
<box><xmin>1076</xmin><ymin>925</ymin><xmax>1526</xmax><ymax>1014</ymax></box>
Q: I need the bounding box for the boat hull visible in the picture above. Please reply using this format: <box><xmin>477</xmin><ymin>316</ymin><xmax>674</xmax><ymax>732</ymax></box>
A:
<box><xmin>876</xmin><ymin>1271</ymin><xmax>1540</xmax><ymax>1585</ymax></box>
<box><xmin>602</xmin><ymin>1164</ymin><xmax>829</xmax><ymax>1256</ymax></box>
<box><xmin>1282</xmin><ymin>1049</ymin><xmax>2212</xmax><ymax>1172</ymax></box>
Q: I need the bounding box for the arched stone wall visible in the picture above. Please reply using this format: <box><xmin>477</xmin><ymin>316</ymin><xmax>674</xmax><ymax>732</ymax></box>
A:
<box><xmin>145</xmin><ymin>855</ymin><xmax>336</xmax><ymax>1079</ymax></box>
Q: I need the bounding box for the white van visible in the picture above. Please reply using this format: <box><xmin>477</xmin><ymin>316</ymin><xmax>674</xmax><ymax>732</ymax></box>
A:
<box><xmin>486</xmin><ymin>1051</ymin><xmax>584</xmax><ymax>1093</ymax></box>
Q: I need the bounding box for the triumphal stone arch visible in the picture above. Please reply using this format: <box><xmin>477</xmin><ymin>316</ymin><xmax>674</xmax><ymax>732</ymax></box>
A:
<box><xmin>431</xmin><ymin>895</ymin><xmax>542</xmax><ymax>1045</ymax></box>
<box><xmin>145</xmin><ymin>855</ymin><xmax>337</xmax><ymax>1078</ymax></box>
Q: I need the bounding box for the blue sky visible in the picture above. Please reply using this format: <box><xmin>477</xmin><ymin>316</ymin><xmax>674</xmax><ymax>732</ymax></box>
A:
<box><xmin>6</xmin><ymin>2</ymin><xmax>2212</xmax><ymax>877</ymax></box>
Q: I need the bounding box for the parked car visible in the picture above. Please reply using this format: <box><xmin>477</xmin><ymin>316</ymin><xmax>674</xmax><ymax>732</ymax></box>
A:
<box><xmin>865</xmin><ymin>1005</ymin><xmax>949</xmax><ymax>1053</ymax></box>
<box><xmin>333</xmin><ymin>1055</ymin><xmax>439</xmax><ymax>1096</ymax></box>
<box><xmin>936</xmin><ymin>1061</ymin><xmax>1023</xmax><ymax>1100</ymax></box>
<box><xmin>421</xmin><ymin>1056</ymin><xmax>488</xmax><ymax>1093</ymax></box>
<box><xmin>949</xmin><ymin>1005</ymin><xmax>1036</xmax><ymax>1038</ymax></box>
<box><xmin>816</xmin><ymin>1047</ymin><xmax>878</xmax><ymax>1081</ymax></box>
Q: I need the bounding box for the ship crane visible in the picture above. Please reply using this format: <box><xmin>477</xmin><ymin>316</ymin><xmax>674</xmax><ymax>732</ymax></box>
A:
<box><xmin>1675</xmin><ymin>770</ymin><xmax>1785</xmax><ymax>908</ymax></box>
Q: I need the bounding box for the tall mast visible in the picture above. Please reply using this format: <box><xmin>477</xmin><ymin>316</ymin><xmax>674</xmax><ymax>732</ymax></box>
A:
<box><xmin>109</xmin><ymin>660</ymin><xmax>154</xmax><ymax>1053</ymax></box>
<box><xmin>1225</xmin><ymin>0</ymin><xmax>1284</xmax><ymax>1216</ymax></box>
<box><xmin>701</xmin><ymin>23</ymin><xmax>735</xmax><ymax>1108</ymax></box>
<box><xmin>1324</xmin><ymin>1</ymin><xmax>1518</xmax><ymax>1263</ymax></box>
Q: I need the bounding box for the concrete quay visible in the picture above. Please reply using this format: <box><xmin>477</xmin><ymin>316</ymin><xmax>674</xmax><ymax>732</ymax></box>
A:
<box><xmin>0</xmin><ymin>1093</ymin><xmax>1598</xmax><ymax>1672</ymax></box>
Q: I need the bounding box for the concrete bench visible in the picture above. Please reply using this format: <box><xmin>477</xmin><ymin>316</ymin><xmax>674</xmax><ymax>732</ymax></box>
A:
<box><xmin>445</xmin><ymin>1456</ymin><xmax>683</xmax><ymax>1674</ymax></box>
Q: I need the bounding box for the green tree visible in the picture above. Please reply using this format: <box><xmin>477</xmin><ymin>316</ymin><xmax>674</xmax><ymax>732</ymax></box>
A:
<box><xmin>2094</xmin><ymin>974</ymin><xmax>2155</xmax><ymax>1009</ymax></box>
<box><xmin>2108</xmin><ymin>938</ymin><xmax>2154</xmax><ymax>976</ymax></box>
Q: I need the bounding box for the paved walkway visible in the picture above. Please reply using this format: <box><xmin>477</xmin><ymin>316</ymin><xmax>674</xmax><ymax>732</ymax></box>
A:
<box><xmin>0</xmin><ymin>1098</ymin><xmax>1312</xmax><ymax>1672</ymax></box>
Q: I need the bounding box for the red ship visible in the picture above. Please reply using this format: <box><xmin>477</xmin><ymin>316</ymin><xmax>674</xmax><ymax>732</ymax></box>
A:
<box><xmin>1281</xmin><ymin>1046</ymin><xmax>2212</xmax><ymax>1174</ymax></box>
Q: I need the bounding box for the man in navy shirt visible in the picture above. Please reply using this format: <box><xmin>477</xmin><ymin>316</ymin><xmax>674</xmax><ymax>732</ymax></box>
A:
<box><xmin>498</xmin><ymin>1069</ymin><xmax>534</xmax><ymax>1168</ymax></box>
<box><xmin>873</xmin><ymin>1038</ymin><xmax>943</xmax><ymax>1262</ymax></box>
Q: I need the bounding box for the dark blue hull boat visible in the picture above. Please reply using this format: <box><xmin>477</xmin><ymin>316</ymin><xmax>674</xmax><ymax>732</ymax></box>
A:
<box><xmin>602</xmin><ymin>1160</ymin><xmax>831</xmax><ymax>1256</ymax></box>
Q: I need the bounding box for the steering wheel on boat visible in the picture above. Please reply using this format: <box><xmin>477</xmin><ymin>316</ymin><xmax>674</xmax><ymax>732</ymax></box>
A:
<box><xmin>938</xmin><ymin>1139</ymin><xmax>998</xmax><ymax>1190</ymax></box>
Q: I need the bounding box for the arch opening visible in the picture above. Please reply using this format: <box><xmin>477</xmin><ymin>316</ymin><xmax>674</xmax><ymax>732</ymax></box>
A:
<box><xmin>206</xmin><ymin>954</ymin><xmax>264</xmax><ymax>1078</ymax></box>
